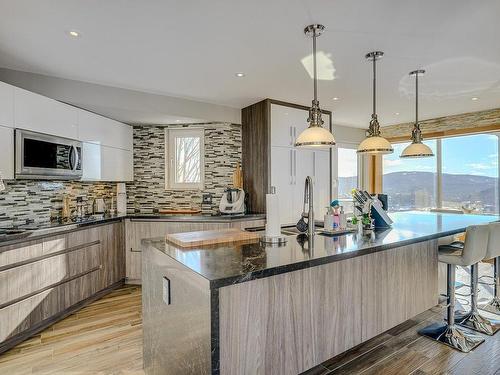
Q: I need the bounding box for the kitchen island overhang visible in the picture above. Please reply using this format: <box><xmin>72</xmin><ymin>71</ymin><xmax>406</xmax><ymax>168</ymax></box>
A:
<box><xmin>141</xmin><ymin>211</ymin><xmax>498</xmax><ymax>375</ymax></box>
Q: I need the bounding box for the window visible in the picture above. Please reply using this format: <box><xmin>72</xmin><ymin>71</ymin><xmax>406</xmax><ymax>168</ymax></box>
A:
<box><xmin>382</xmin><ymin>133</ymin><xmax>499</xmax><ymax>214</ymax></box>
<box><xmin>336</xmin><ymin>145</ymin><xmax>359</xmax><ymax>212</ymax></box>
<box><xmin>166</xmin><ymin>129</ymin><xmax>204</xmax><ymax>190</ymax></box>
<box><xmin>383</xmin><ymin>141</ymin><xmax>437</xmax><ymax>212</ymax></box>
<box><xmin>441</xmin><ymin>134</ymin><xmax>499</xmax><ymax>214</ymax></box>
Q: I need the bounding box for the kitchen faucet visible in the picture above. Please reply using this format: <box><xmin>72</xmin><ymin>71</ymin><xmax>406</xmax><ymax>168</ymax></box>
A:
<box><xmin>304</xmin><ymin>176</ymin><xmax>314</xmax><ymax>237</ymax></box>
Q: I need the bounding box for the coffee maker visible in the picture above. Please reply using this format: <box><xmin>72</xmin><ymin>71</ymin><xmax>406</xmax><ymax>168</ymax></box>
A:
<box><xmin>218</xmin><ymin>188</ymin><xmax>245</xmax><ymax>215</ymax></box>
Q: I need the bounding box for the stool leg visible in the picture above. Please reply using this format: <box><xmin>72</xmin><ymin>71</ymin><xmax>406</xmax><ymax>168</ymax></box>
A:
<box><xmin>456</xmin><ymin>263</ymin><xmax>500</xmax><ymax>335</ymax></box>
<box><xmin>479</xmin><ymin>256</ymin><xmax>500</xmax><ymax>314</ymax></box>
<box><xmin>419</xmin><ymin>264</ymin><xmax>484</xmax><ymax>352</ymax></box>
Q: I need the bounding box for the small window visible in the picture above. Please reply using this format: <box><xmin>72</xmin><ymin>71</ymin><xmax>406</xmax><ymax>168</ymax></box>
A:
<box><xmin>166</xmin><ymin>128</ymin><xmax>204</xmax><ymax>190</ymax></box>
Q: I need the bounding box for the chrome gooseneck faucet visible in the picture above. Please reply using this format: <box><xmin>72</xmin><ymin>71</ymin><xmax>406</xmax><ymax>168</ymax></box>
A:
<box><xmin>304</xmin><ymin>176</ymin><xmax>314</xmax><ymax>237</ymax></box>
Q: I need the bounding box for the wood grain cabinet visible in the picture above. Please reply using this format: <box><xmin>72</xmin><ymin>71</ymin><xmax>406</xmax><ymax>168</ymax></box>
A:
<box><xmin>242</xmin><ymin>99</ymin><xmax>333</xmax><ymax>225</ymax></box>
<box><xmin>0</xmin><ymin>221</ymin><xmax>125</xmax><ymax>354</ymax></box>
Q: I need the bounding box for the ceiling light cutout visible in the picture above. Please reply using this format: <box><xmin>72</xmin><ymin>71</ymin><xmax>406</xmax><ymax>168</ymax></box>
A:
<box><xmin>68</xmin><ymin>30</ymin><xmax>81</xmax><ymax>38</ymax></box>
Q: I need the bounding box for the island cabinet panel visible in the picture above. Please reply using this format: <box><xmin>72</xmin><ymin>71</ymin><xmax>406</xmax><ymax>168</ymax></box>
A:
<box><xmin>361</xmin><ymin>240</ymin><xmax>438</xmax><ymax>341</ymax></box>
<box><xmin>218</xmin><ymin>257</ymin><xmax>363</xmax><ymax>375</ymax></box>
<box><xmin>142</xmin><ymin>244</ymin><xmax>211</xmax><ymax>375</ymax></box>
<box><xmin>0</xmin><ymin>222</ymin><xmax>125</xmax><ymax>354</ymax></box>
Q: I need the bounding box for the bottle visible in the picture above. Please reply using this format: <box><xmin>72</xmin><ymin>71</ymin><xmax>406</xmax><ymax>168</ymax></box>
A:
<box><xmin>339</xmin><ymin>206</ymin><xmax>347</xmax><ymax>229</ymax></box>
<box><xmin>324</xmin><ymin>207</ymin><xmax>334</xmax><ymax>231</ymax></box>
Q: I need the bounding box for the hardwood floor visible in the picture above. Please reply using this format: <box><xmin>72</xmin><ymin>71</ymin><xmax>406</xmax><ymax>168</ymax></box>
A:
<box><xmin>0</xmin><ymin>266</ymin><xmax>499</xmax><ymax>375</ymax></box>
<box><xmin>0</xmin><ymin>285</ymin><xmax>143</xmax><ymax>375</ymax></box>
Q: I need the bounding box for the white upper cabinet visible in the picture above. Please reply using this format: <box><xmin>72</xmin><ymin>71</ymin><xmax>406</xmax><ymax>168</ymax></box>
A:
<box><xmin>0</xmin><ymin>126</ymin><xmax>14</xmax><ymax>179</ymax></box>
<box><xmin>78</xmin><ymin>110</ymin><xmax>133</xmax><ymax>151</ymax></box>
<box><xmin>14</xmin><ymin>87</ymin><xmax>78</xmax><ymax>139</ymax></box>
<box><xmin>101</xmin><ymin>146</ymin><xmax>133</xmax><ymax>182</ymax></box>
<box><xmin>270</xmin><ymin>104</ymin><xmax>309</xmax><ymax>148</ymax></box>
<box><xmin>0</xmin><ymin>82</ymin><xmax>14</xmax><ymax>128</ymax></box>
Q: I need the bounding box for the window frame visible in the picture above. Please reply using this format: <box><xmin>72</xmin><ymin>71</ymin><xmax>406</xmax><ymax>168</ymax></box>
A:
<box><xmin>165</xmin><ymin>128</ymin><xmax>205</xmax><ymax>190</ymax></box>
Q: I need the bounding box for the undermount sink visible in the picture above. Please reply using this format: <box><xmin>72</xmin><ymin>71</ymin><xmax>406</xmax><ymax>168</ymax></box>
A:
<box><xmin>281</xmin><ymin>225</ymin><xmax>323</xmax><ymax>236</ymax></box>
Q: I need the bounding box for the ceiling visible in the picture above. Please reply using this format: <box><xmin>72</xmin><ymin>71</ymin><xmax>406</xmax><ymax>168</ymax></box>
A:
<box><xmin>0</xmin><ymin>0</ymin><xmax>499</xmax><ymax>128</ymax></box>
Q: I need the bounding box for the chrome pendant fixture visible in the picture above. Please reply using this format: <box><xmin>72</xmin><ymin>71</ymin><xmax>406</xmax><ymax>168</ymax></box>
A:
<box><xmin>295</xmin><ymin>24</ymin><xmax>336</xmax><ymax>148</ymax></box>
<box><xmin>357</xmin><ymin>51</ymin><xmax>393</xmax><ymax>154</ymax></box>
<box><xmin>400</xmin><ymin>70</ymin><xmax>434</xmax><ymax>158</ymax></box>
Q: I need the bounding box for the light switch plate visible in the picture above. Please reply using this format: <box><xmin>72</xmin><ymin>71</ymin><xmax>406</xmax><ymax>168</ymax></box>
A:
<box><xmin>162</xmin><ymin>276</ymin><xmax>171</xmax><ymax>305</ymax></box>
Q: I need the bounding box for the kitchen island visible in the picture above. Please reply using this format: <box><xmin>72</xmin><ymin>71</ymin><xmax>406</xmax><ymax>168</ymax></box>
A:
<box><xmin>141</xmin><ymin>211</ymin><xmax>498</xmax><ymax>375</ymax></box>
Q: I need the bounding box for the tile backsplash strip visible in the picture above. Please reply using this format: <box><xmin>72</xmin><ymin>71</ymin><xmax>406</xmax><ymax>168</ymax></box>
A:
<box><xmin>126</xmin><ymin>123</ymin><xmax>242</xmax><ymax>214</ymax></box>
<box><xmin>0</xmin><ymin>180</ymin><xmax>116</xmax><ymax>227</ymax></box>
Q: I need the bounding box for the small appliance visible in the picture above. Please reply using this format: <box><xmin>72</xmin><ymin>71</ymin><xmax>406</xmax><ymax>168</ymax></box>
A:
<box><xmin>93</xmin><ymin>198</ymin><xmax>106</xmax><ymax>214</ymax></box>
<box><xmin>218</xmin><ymin>188</ymin><xmax>245</xmax><ymax>215</ymax></box>
<box><xmin>15</xmin><ymin>129</ymin><xmax>83</xmax><ymax>179</ymax></box>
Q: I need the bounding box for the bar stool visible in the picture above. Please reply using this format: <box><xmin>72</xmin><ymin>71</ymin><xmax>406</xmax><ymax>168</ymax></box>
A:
<box><xmin>419</xmin><ymin>224</ymin><xmax>488</xmax><ymax>352</ymax></box>
<box><xmin>479</xmin><ymin>222</ymin><xmax>500</xmax><ymax>315</ymax></box>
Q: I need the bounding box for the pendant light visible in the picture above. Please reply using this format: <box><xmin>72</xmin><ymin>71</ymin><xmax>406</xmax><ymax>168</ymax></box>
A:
<box><xmin>295</xmin><ymin>24</ymin><xmax>336</xmax><ymax>148</ymax></box>
<box><xmin>400</xmin><ymin>70</ymin><xmax>434</xmax><ymax>158</ymax></box>
<box><xmin>357</xmin><ymin>51</ymin><xmax>393</xmax><ymax>154</ymax></box>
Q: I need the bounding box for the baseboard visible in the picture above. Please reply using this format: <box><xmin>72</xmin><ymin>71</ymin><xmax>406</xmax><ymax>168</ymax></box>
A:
<box><xmin>0</xmin><ymin>279</ymin><xmax>125</xmax><ymax>355</ymax></box>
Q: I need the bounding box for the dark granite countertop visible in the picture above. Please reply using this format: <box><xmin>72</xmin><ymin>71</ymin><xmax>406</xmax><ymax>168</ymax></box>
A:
<box><xmin>0</xmin><ymin>213</ymin><xmax>265</xmax><ymax>247</ymax></box>
<box><xmin>143</xmin><ymin>211</ymin><xmax>499</xmax><ymax>289</ymax></box>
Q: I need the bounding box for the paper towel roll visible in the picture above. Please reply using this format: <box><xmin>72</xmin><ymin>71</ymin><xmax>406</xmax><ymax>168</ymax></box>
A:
<box><xmin>265</xmin><ymin>193</ymin><xmax>281</xmax><ymax>237</ymax></box>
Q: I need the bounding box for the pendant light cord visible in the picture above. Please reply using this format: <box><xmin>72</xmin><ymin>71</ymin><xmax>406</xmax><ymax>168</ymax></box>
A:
<box><xmin>415</xmin><ymin>72</ymin><xmax>419</xmax><ymax>128</ymax></box>
<box><xmin>372</xmin><ymin>55</ymin><xmax>376</xmax><ymax>115</ymax></box>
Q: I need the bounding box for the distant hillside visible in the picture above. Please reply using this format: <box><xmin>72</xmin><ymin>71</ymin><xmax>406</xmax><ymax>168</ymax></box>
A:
<box><xmin>339</xmin><ymin>171</ymin><xmax>498</xmax><ymax>213</ymax></box>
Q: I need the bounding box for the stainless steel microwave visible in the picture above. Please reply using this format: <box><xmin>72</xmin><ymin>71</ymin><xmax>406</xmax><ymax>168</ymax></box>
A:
<box><xmin>15</xmin><ymin>129</ymin><xmax>83</xmax><ymax>180</ymax></box>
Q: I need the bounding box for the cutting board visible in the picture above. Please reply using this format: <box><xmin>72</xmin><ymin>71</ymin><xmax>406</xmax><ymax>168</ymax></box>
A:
<box><xmin>165</xmin><ymin>228</ymin><xmax>261</xmax><ymax>248</ymax></box>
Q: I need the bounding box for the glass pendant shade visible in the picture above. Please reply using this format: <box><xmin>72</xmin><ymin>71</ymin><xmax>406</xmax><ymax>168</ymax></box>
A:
<box><xmin>295</xmin><ymin>125</ymin><xmax>336</xmax><ymax>147</ymax></box>
<box><xmin>295</xmin><ymin>24</ymin><xmax>335</xmax><ymax>148</ymax></box>
<box><xmin>400</xmin><ymin>69</ymin><xmax>434</xmax><ymax>158</ymax></box>
<box><xmin>400</xmin><ymin>142</ymin><xmax>434</xmax><ymax>158</ymax></box>
<box><xmin>357</xmin><ymin>135</ymin><xmax>394</xmax><ymax>154</ymax></box>
<box><xmin>357</xmin><ymin>51</ymin><xmax>393</xmax><ymax>155</ymax></box>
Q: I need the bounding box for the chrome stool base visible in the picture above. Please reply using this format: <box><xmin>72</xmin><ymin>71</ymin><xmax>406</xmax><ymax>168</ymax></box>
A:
<box><xmin>418</xmin><ymin>322</ymin><xmax>484</xmax><ymax>353</ymax></box>
<box><xmin>479</xmin><ymin>296</ymin><xmax>500</xmax><ymax>315</ymax></box>
<box><xmin>456</xmin><ymin>310</ymin><xmax>500</xmax><ymax>335</ymax></box>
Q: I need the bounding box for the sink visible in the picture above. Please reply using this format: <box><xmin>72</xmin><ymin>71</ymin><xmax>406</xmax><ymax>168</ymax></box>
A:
<box><xmin>281</xmin><ymin>225</ymin><xmax>323</xmax><ymax>236</ymax></box>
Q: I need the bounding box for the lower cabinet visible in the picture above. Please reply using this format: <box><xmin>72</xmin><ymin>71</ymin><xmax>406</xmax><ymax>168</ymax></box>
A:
<box><xmin>124</xmin><ymin>219</ymin><xmax>265</xmax><ymax>283</ymax></box>
<box><xmin>0</xmin><ymin>221</ymin><xmax>125</xmax><ymax>353</ymax></box>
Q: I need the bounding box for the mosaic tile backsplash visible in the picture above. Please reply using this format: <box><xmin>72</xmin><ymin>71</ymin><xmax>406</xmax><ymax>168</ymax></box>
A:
<box><xmin>0</xmin><ymin>180</ymin><xmax>116</xmax><ymax>228</ymax></box>
<box><xmin>126</xmin><ymin>124</ymin><xmax>242</xmax><ymax>214</ymax></box>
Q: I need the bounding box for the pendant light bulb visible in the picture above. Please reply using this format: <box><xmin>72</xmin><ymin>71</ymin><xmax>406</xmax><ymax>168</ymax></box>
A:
<box><xmin>400</xmin><ymin>70</ymin><xmax>434</xmax><ymax>158</ymax></box>
<box><xmin>357</xmin><ymin>51</ymin><xmax>393</xmax><ymax>155</ymax></box>
<box><xmin>295</xmin><ymin>24</ymin><xmax>335</xmax><ymax>148</ymax></box>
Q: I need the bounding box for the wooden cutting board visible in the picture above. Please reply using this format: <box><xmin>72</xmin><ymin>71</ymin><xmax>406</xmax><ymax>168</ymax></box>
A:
<box><xmin>165</xmin><ymin>228</ymin><xmax>261</xmax><ymax>248</ymax></box>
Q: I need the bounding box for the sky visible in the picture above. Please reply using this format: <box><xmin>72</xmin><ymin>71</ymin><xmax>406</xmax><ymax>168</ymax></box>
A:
<box><xmin>383</xmin><ymin>133</ymin><xmax>499</xmax><ymax>178</ymax></box>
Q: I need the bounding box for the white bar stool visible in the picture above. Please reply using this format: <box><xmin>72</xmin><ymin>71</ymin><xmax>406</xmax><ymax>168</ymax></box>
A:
<box><xmin>419</xmin><ymin>224</ymin><xmax>488</xmax><ymax>352</ymax></box>
<box><xmin>479</xmin><ymin>222</ymin><xmax>500</xmax><ymax>315</ymax></box>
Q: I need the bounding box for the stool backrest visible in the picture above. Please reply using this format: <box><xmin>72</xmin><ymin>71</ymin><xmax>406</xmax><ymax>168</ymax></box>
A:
<box><xmin>461</xmin><ymin>224</ymin><xmax>489</xmax><ymax>265</ymax></box>
<box><xmin>485</xmin><ymin>222</ymin><xmax>500</xmax><ymax>259</ymax></box>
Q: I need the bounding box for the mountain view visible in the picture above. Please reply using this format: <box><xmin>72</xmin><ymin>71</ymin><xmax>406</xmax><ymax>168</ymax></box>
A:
<box><xmin>339</xmin><ymin>171</ymin><xmax>499</xmax><ymax>213</ymax></box>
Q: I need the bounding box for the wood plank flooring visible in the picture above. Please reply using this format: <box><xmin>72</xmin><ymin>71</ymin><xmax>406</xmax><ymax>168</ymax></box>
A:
<box><xmin>0</xmin><ymin>285</ymin><xmax>143</xmax><ymax>375</ymax></box>
<box><xmin>0</xmin><ymin>266</ymin><xmax>499</xmax><ymax>375</ymax></box>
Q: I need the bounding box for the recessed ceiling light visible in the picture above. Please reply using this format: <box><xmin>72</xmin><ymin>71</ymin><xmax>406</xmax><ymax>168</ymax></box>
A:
<box><xmin>175</xmin><ymin>119</ymin><xmax>181</xmax><ymax>123</ymax></box>
<box><xmin>471</xmin><ymin>97</ymin><xmax>479</xmax><ymax>101</ymax></box>
<box><xmin>68</xmin><ymin>30</ymin><xmax>81</xmax><ymax>38</ymax></box>
<box><xmin>235</xmin><ymin>72</ymin><xmax>245</xmax><ymax>77</ymax></box>
<box><xmin>332</xmin><ymin>97</ymin><xmax>339</xmax><ymax>101</ymax></box>
<box><xmin>395</xmin><ymin>112</ymin><xmax>400</xmax><ymax>115</ymax></box>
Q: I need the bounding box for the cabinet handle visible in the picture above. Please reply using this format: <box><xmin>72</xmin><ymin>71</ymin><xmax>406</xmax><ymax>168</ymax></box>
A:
<box><xmin>290</xmin><ymin>126</ymin><xmax>293</xmax><ymax>146</ymax></box>
<box><xmin>290</xmin><ymin>149</ymin><xmax>293</xmax><ymax>185</ymax></box>
<box><xmin>293</xmin><ymin>150</ymin><xmax>297</xmax><ymax>185</ymax></box>
<box><xmin>130</xmin><ymin>247</ymin><xmax>142</xmax><ymax>253</ymax></box>
<box><xmin>163</xmin><ymin>276</ymin><xmax>171</xmax><ymax>305</ymax></box>
<box><xmin>313</xmin><ymin>152</ymin><xmax>316</xmax><ymax>177</ymax></box>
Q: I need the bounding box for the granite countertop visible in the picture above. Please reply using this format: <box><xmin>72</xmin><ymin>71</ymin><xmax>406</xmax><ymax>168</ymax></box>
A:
<box><xmin>144</xmin><ymin>211</ymin><xmax>499</xmax><ymax>289</ymax></box>
<box><xmin>0</xmin><ymin>213</ymin><xmax>265</xmax><ymax>247</ymax></box>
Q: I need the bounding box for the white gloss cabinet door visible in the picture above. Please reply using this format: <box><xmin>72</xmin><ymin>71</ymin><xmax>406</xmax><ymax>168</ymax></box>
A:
<box><xmin>270</xmin><ymin>104</ymin><xmax>308</xmax><ymax>148</ymax></box>
<box><xmin>294</xmin><ymin>149</ymin><xmax>314</xmax><ymax>223</ymax></box>
<box><xmin>270</xmin><ymin>146</ymin><xmax>295</xmax><ymax>225</ymax></box>
<box><xmin>0</xmin><ymin>82</ymin><xmax>14</xmax><ymax>128</ymax></box>
<box><xmin>14</xmin><ymin>87</ymin><xmax>78</xmax><ymax>139</ymax></box>
<box><xmin>78</xmin><ymin>110</ymin><xmax>133</xmax><ymax>151</ymax></box>
<box><xmin>313</xmin><ymin>150</ymin><xmax>332</xmax><ymax>216</ymax></box>
<box><xmin>81</xmin><ymin>142</ymin><xmax>102</xmax><ymax>181</ymax></box>
<box><xmin>0</xmin><ymin>126</ymin><xmax>14</xmax><ymax>179</ymax></box>
<box><xmin>101</xmin><ymin>146</ymin><xmax>133</xmax><ymax>182</ymax></box>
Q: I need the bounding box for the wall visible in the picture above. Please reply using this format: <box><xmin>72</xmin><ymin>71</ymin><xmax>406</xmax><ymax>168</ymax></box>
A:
<box><xmin>380</xmin><ymin>107</ymin><xmax>500</xmax><ymax>140</ymax></box>
<box><xmin>126</xmin><ymin>123</ymin><xmax>241</xmax><ymax>214</ymax></box>
<box><xmin>0</xmin><ymin>181</ymin><xmax>116</xmax><ymax>227</ymax></box>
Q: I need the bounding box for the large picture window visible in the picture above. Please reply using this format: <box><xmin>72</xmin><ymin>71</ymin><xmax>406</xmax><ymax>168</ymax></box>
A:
<box><xmin>166</xmin><ymin>128</ymin><xmax>205</xmax><ymax>190</ymax></box>
<box><xmin>383</xmin><ymin>133</ymin><xmax>499</xmax><ymax>214</ymax></box>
